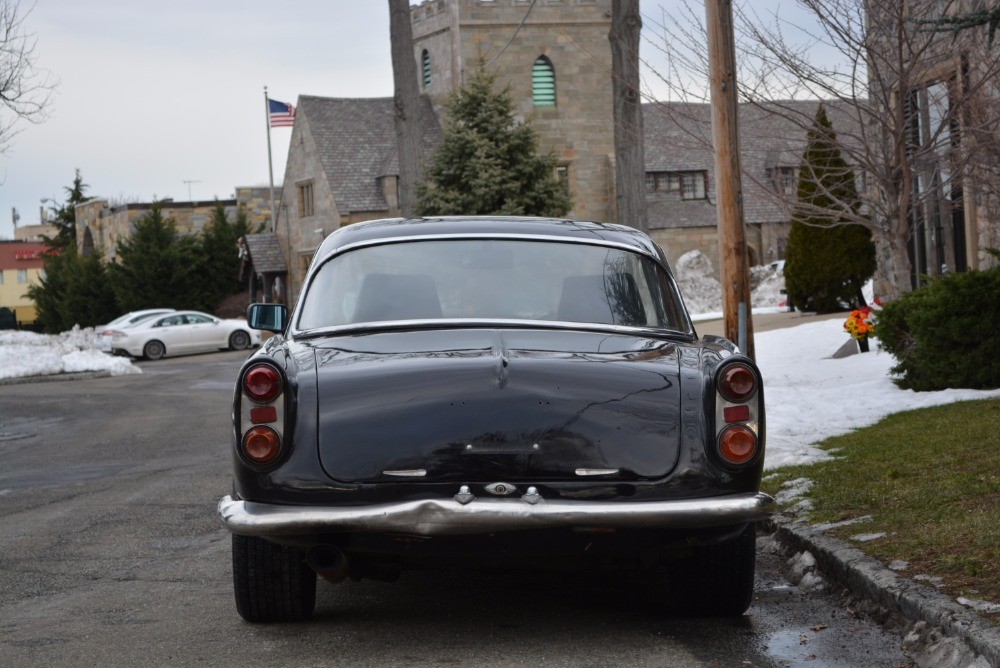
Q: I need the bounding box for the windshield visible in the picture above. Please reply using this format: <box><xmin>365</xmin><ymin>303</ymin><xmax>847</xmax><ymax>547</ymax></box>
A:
<box><xmin>297</xmin><ymin>239</ymin><xmax>690</xmax><ymax>332</ymax></box>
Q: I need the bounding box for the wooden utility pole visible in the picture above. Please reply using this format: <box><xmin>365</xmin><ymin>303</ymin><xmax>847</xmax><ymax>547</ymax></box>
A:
<box><xmin>705</xmin><ymin>0</ymin><xmax>755</xmax><ymax>360</ymax></box>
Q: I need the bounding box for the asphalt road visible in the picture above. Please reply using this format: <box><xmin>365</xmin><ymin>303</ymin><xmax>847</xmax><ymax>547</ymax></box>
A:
<box><xmin>0</xmin><ymin>350</ymin><xmax>913</xmax><ymax>667</ymax></box>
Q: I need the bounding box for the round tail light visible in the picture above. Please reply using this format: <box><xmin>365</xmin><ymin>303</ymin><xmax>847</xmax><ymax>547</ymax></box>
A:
<box><xmin>718</xmin><ymin>424</ymin><xmax>758</xmax><ymax>465</ymax></box>
<box><xmin>718</xmin><ymin>363</ymin><xmax>756</xmax><ymax>403</ymax></box>
<box><xmin>244</xmin><ymin>364</ymin><xmax>282</xmax><ymax>403</ymax></box>
<box><xmin>242</xmin><ymin>426</ymin><xmax>281</xmax><ymax>464</ymax></box>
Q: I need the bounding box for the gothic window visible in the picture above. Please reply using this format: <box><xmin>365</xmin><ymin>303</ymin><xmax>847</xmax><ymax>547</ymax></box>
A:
<box><xmin>532</xmin><ymin>56</ymin><xmax>556</xmax><ymax>107</ymax></box>
<box><xmin>422</xmin><ymin>50</ymin><xmax>431</xmax><ymax>89</ymax></box>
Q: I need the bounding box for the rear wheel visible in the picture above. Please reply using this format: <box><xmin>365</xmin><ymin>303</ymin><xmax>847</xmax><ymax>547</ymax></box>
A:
<box><xmin>232</xmin><ymin>534</ymin><xmax>317</xmax><ymax>623</ymax></box>
<box><xmin>229</xmin><ymin>330</ymin><xmax>251</xmax><ymax>350</ymax></box>
<box><xmin>142</xmin><ymin>340</ymin><xmax>166</xmax><ymax>360</ymax></box>
<box><xmin>660</xmin><ymin>524</ymin><xmax>756</xmax><ymax>617</ymax></box>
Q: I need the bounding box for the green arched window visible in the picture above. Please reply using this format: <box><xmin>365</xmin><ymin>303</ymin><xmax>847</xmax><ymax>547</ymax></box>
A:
<box><xmin>422</xmin><ymin>50</ymin><xmax>431</xmax><ymax>89</ymax></box>
<box><xmin>532</xmin><ymin>56</ymin><xmax>556</xmax><ymax>107</ymax></box>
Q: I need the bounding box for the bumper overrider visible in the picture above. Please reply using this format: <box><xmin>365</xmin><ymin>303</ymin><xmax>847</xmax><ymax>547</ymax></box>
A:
<box><xmin>218</xmin><ymin>491</ymin><xmax>775</xmax><ymax>538</ymax></box>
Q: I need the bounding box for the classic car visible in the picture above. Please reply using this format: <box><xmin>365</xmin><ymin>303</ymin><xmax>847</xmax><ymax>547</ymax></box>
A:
<box><xmin>218</xmin><ymin>216</ymin><xmax>773</xmax><ymax>622</ymax></box>
<box><xmin>100</xmin><ymin>310</ymin><xmax>261</xmax><ymax>360</ymax></box>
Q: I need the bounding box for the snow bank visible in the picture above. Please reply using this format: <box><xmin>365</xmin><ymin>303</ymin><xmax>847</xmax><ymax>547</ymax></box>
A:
<box><xmin>0</xmin><ymin>327</ymin><xmax>140</xmax><ymax>380</ymax></box>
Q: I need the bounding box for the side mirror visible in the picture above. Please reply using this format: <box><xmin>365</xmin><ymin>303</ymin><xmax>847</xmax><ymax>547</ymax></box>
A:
<box><xmin>247</xmin><ymin>303</ymin><xmax>287</xmax><ymax>333</ymax></box>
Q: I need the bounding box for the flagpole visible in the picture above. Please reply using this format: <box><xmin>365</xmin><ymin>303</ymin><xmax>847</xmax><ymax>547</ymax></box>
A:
<box><xmin>264</xmin><ymin>86</ymin><xmax>277</xmax><ymax>232</ymax></box>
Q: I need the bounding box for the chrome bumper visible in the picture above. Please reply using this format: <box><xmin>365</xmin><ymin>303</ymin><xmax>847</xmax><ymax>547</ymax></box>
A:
<box><xmin>218</xmin><ymin>492</ymin><xmax>775</xmax><ymax>538</ymax></box>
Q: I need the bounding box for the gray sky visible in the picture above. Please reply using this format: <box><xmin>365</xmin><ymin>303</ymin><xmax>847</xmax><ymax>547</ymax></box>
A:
<box><xmin>0</xmin><ymin>0</ymin><xmax>819</xmax><ymax>240</ymax></box>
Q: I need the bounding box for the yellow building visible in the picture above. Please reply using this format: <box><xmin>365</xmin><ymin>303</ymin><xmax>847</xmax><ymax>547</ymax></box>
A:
<box><xmin>0</xmin><ymin>240</ymin><xmax>46</xmax><ymax>327</ymax></box>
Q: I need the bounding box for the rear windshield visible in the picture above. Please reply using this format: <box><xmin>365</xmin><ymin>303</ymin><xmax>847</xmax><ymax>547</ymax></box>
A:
<box><xmin>297</xmin><ymin>239</ymin><xmax>690</xmax><ymax>332</ymax></box>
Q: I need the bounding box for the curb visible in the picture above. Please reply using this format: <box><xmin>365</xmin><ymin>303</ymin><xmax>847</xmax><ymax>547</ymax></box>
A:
<box><xmin>766</xmin><ymin>515</ymin><xmax>1000</xmax><ymax>666</ymax></box>
<box><xmin>0</xmin><ymin>370</ymin><xmax>112</xmax><ymax>386</ymax></box>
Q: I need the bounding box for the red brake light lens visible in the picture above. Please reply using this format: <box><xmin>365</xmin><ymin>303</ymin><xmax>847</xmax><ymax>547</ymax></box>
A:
<box><xmin>719</xmin><ymin>363</ymin><xmax>756</xmax><ymax>403</ymax></box>
<box><xmin>244</xmin><ymin>365</ymin><xmax>282</xmax><ymax>403</ymax></box>
<box><xmin>242</xmin><ymin>426</ymin><xmax>281</xmax><ymax>464</ymax></box>
<box><xmin>718</xmin><ymin>424</ymin><xmax>758</xmax><ymax>465</ymax></box>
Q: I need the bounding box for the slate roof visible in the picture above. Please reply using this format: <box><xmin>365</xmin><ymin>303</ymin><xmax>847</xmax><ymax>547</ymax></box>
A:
<box><xmin>642</xmin><ymin>100</ymin><xmax>863</xmax><ymax>230</ymax></box>
<box><xmin>243</xmin><ymin>233</ymin><xmax>287</xmax><ymax>273</ymax></box>
<box><xmin>298</xmin><ymin>95</ymin><xmax>442</xmax><ymax>214</ymax></box>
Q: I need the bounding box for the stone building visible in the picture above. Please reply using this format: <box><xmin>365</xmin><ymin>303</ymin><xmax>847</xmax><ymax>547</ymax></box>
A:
<box><xmin>411</xmin><ymin>0</ymin><xmax>615</xmax><ymax>224</ymax></box>
<box><xmin>865</xmin><ymin>0</ymin><xmax>1000</xmax><ymax>295</ymax></box>
<box><xmin>273</xmin><ymin>95</ymin><xmax>441</xmax><ymax>296</ymax></box>
<box><xmin>74</xmin><ymin>187</ymin><xmax>280</xmax><ymax>263</ymax></box>
<box><xmin>644</xmin><ymin>100</ymin><xmax>862</xmax><ymax>272</ymax></box>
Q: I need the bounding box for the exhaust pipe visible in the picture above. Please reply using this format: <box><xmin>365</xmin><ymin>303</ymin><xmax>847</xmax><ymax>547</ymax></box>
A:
<box><xmin>306</xmin><ymin>545</ymin><xmax>349</xmax><ymax>583</ymax></box>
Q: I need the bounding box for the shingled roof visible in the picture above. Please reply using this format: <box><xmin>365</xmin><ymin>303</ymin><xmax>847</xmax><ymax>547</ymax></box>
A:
<box><xmin>243</xmin><ymin>233</ymin><xmax>287</xmax><ymax>274</ymax></box>
<box><xmin>298</xmin><ymin>95</ymin><xmax>442</xmax><ymax>214</ymax></box>
<box><xmin>642</xmin><ymin>100</ymin><xmax>863</xmax><ymax>229</ymax></box>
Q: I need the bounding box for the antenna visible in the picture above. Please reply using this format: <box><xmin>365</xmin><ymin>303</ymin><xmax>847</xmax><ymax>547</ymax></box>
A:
<box><xmin>182</xmin><ymin>180</ymin><xmax>201</xmax><ymax>202</ymax></box>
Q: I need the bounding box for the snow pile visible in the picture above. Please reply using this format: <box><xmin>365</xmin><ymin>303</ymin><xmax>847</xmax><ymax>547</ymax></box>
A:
<box><xmin>0</xmin><ymin>327</ymin><xmax>139</xmax><ymax>380</ymax></box>
<box><xmin>675</xmin><ymin>251</ymin><xmax>787</xmax><ymax>317</ymax></box>
<box><xmin>675</xmin><ymin>251</ymin><xmax>723</xmax><ymax>315</ymax></box>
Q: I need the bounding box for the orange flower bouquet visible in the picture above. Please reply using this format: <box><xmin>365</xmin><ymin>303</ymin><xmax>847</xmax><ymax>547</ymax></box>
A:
<box><xmin>844</xmin><ymin>306</ymin><xmax>877</xmax><ymax>351</ymax></box>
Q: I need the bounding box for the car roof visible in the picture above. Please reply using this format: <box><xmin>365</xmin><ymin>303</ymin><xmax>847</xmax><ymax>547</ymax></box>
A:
<box><xmin>314</xmin><ymin>216</ymin><xmax>665</xmax><ymax>264</ymax></box>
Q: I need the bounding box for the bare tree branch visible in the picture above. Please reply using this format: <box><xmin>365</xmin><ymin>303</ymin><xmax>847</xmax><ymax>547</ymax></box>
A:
<box><xmin>0</xmin><ymin>0</ymin><xmax>56</xmax><ymax>153</ymax></box>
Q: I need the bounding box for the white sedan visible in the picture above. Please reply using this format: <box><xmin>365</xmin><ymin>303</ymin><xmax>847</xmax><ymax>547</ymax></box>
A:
<box><xmin>94</xmin><ymin>308</ymin><xmax>175</xmax><ymax>349</ymax></box>
<box><xmin>101</xmin><ymin>310</ymin><xmax>263</xmax><ymax>360</ymax></box>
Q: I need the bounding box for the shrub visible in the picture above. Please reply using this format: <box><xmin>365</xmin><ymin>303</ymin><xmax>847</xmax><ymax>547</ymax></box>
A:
<box><xmin>877</xmin><ymin>263</ymin><xmax>1000</xmax><ymax>391</ymax></box>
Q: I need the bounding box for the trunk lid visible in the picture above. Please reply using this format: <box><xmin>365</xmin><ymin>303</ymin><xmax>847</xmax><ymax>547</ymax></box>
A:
<box><xmin>312</xmin><ymin>328</ymin><xmax>685</xmax><ymax>483</ymax></box>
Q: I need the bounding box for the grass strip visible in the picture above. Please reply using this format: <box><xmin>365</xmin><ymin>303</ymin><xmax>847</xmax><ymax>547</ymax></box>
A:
<box><xmin>762</xmin><ymin>398</ymin><xmax>1000</xmax><ymax>624</ymax></box>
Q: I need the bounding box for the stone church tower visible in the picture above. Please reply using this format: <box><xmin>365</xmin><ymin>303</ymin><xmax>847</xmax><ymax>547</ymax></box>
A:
<box><xmin>410</xmin><ymin>0</ymin><xmax>615</xmax><ymax>223</ymax></box>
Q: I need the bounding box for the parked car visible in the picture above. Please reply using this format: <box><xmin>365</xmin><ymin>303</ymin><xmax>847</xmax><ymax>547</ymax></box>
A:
<box><xmin>93</xmin><ymin>309</ymin><xmax>175</xmax><ymax>349</ymax></box>
<box><xmin>101</xmin><ymin>310</ymin><xmax>261</xmax><ymax>360</ymax></box>
<box><xmin>218</xmin><ymin>216</ymin><xmax>773</xmax><ymax>623</ymax></box>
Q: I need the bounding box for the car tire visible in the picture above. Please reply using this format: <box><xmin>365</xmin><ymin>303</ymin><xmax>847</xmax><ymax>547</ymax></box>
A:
<box><xmin>660</xmin><ymin>523</ymin><xmax>756</xmax><ymax>617</ymax></box>
<box><xmin>229</xmin><ymin>330</ymin><xmax>252</xmax><ymax>351</ymax></box>
<box><xmin>143</xmin><ymin>340</ymin><xmax>166</xmax><ymax>361</ymax></box>
<box><xmin>232</xmin><ymin>534</ymin><xmax>317</xmax><ymax>623</ymax></box>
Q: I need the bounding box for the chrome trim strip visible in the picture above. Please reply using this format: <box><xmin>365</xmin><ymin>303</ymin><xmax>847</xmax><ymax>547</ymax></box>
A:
<box><xmin>295</xmin><ymin>318</ymin><xmax>694</xmax><ymax>341</ymax></box>
<box><xmin>218</xmin><ymin>492</ymin><xmax>775</xmax><ymax>537</ymax></box>
<box><xmin>575</xmin><ymin>468</ymin><xmax>620</xmax><ymax>476</ymax></box>
<box><xmin>382</xmin><ymin>469</ymin><xmax>427</xmax><ymax>477</ymax></box>
<box><xmin>330</xmin><ymin>233</ymin><xmax>654</xmax><ymax>259</ymax></box>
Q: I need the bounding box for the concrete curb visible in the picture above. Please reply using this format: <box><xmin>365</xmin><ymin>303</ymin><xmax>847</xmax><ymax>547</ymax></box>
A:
<box><xmin>0</xmin><ymin>370</ymin><xmax>112</xmax><ymax>386</ymax></box>
<box><xmin>766</xmin><ymin>514</ymin><xmax>1000</xmax><ymax>666</ymax></box>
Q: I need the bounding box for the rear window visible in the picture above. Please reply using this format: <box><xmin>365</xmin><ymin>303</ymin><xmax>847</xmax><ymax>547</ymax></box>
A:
<box><xmin>297</xmin><ymin>239</ymin><xmax>690</xmax><ymax>332</ymax></box>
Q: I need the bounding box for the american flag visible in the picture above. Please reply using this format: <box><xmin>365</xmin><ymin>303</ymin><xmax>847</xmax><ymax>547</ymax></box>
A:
<box><xmin>268</xmin><ymin>98</ymin><xmax>295</xmax><ymax>127</ymax></box>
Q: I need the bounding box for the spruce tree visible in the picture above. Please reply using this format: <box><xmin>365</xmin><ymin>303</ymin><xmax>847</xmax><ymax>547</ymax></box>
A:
<box><xmin>108</xmin><ymin>203</ymin><xmax>206</xmax><ymax>311</ymax></box>
<box><xmin>784</xmin><ymin>106</ymin><xmax>875</xmax><ymax>313</ymax></box>
<box><xmin>200</xmin><ymin>202</ymin><xmax>257</xmax><ymax>309</ymax></box>
<box><xmin>415</xmin><ymin>63</ymin><xmax>571</xmax><ymax>217</ymax></box>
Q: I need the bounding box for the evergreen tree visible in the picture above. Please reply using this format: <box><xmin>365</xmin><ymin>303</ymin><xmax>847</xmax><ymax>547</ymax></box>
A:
<box><xmin>784</xmin><ymin>106</ymin><xmax>875</xmax><ymax>313</ymax></box>
<box><xmin>415</xmin><ymin>63</ymin><xmax>571</xmax><ymax>217</ymax></box>
<box><xmin>108</xmin><ymin>203</ymin><xmax>207</xmax><ymax>312</ymax></box>
<box><xmin>28</xmin><ymin>170</ymin><xmax>120</xmax><ymax>332</ymax></box>
<box><xmin>200</xmin><ymin>201</ymin><xmax>257</xmax><ymax>309</ymax></box>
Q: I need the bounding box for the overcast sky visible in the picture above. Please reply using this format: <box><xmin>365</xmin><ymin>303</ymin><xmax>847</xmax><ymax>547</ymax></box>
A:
<box><xmin>0</xmin><ymin>0</ymin><xmax>820</xmax><ymax>240</ymax></box>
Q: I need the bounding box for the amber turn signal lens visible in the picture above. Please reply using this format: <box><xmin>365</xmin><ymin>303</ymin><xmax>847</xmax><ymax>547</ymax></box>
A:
<box><xmin>244</xmin><ymin>365</ymin><xmax>282</xmax><ymax>403</ymax></box>
<box><xmin>242</xmin><ymin>426</ymin><xmax>281</xmax><ymax>464</ymax></box>
<box><xmin>719</xmin><ymin>363</ymin><xmax>756</xmax><ymax>403</ymax></box>
<box><xmin>718</xmin><ymin>424</ymin><xmax>757</xmax><ymax>465</ymax></box>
